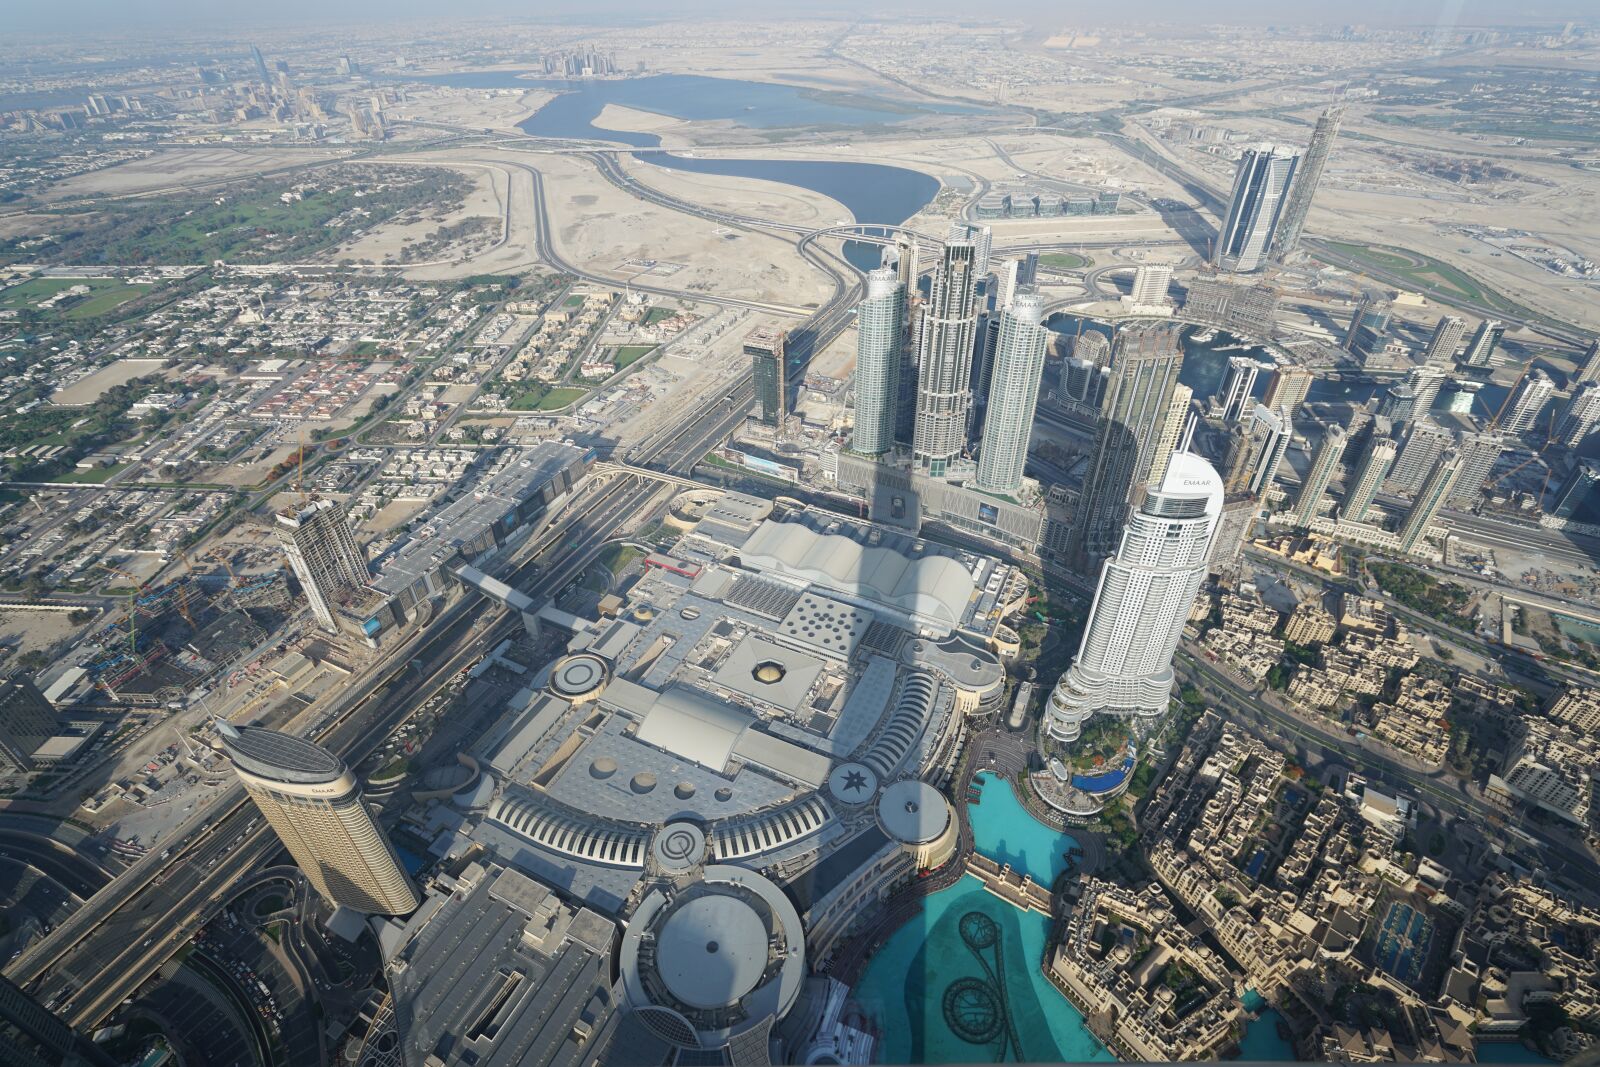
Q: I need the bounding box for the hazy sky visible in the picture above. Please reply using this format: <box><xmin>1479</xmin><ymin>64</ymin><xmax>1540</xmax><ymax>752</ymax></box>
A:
<box><xmin>0</xmin><ymin>0</ymin><xmax>1592</xmax><ymax>35</ymax></box>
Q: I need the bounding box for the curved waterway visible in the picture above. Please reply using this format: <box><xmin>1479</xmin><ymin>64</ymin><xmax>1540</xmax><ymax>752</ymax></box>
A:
<box><xmin>404</xmin><ymin>71</ymin><xmax>944</xmax><ymax>271</ymax></box>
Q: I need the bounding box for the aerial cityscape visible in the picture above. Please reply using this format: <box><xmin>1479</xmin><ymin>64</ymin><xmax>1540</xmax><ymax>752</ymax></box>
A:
<box><xmin>3</xmin><ymin>3</ymin><xmax>1600</xmax><ymax>1064</ymax></box>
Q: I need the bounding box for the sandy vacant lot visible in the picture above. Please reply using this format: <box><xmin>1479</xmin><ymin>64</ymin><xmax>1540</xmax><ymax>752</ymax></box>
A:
<box><xmin>42</xmin><ymin>146</ymin><xmax>348</xmax><ymax>201</ymax></box>
<box><xmin>625</xmin><ymin>153</ymin><xmax>848</xmax><ymax>230</ymax></box>
<box><xmin>531</xmin><ymin>150</ymin><xmax>834</xmax><ymax>310</ymax></box>
<box><xmin>0</xmin><ymin>609</ymin><xmax>90</xmax><ymax>659</ymax></box>
<box><xmin>52</xmin><ymin>358</ymin><xmax>168</xmax><ymax>406</ymax></box>
<box><xmin>383</xmin><ymin>86</ymin><xmax>556</xmax><ymax>135</ymax></box>
<box><xmin>329</xmin><ymin>162</ymin><xmax>506</xmax><ymax>269</ymax></box>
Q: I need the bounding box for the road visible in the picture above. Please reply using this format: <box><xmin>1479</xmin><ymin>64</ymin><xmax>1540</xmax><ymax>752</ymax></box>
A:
<box><xmin>1176</xmin><ymin>648</ymin><xmax>1600</xmax><ymax>897</ymax></box>
<box><xmin>11</xmin><ymin>138</ymin><xmax>869</xmax><ymax>1027</ymax></box>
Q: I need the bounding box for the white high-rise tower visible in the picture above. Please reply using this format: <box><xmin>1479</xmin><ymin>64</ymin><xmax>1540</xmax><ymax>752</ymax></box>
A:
<box><xmin>913</xmin><ymin>241</ymin><xmax>980</xmax><ymax>476</ymax></box>
<box><xmin>850</xmin><ymin>268</ymin><xmax>905</xmax><ymax>456</ymax></box>
<box><xmin>1213</xmin><ymin>144</ymin><xmax>1300</xmax><ymax>272</ymax></box>
<box><xmin>976</xmin><ymin>289</ymin><xmax>1049</xmax><ymax>494</ymax></box>
<box><xmin>1046</xmin><ymin>451</ymin><xmax>1223</xmax><ymax>742</ymax></box>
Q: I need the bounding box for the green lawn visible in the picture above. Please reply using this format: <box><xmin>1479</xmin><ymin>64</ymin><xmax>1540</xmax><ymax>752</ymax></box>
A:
<box><xmin>614</xmin><ymin>344</ymin><xmax>657</xmax><ymax>370</ymax></box>
<box><xmin>563</xmin><ymin>294</ymin><xmax>586</xmax><ymax>308</ymax></box>
<box><xmin>0</xmin><ymin>278</ymin><xmax>152</xmax><ymax>319</ymax></box>
<box><xmin>348</xmin><ymin>340</ymin><xmax>384</xmax><ymax>357</ymax></box>
<box><xmin>54</xmin><ymin>462</ymin><xmax>130</xmax><ymax>484</ymax></box>
<box><xmin>1038</xmin><ymin>252</ymin><xmax>1091</xmax><ymax>270</ymax></box>
<box><xmin>1320</xmin><ymin>240</ymin><xmax>1534</xmax><ymax>321</ymax></box>
<box><xmin>596</xmin><ymin>543</ymin><xmax>643</xmax><ymax>575</ymax></box>
<box><xmin>644</xmin><ymin>306</ymin><xmax>677</xmax><ymax>325</ymax></box>
<box><xmin>506</xmin><ymin>385</ymin><xmax>587</xmax><ymax>411</ymax></box>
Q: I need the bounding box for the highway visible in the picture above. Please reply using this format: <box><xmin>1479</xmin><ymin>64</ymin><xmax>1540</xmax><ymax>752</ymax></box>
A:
<box><xmin>11</xmin><ymin>140</ymin><xmax>869</xmax><ymax>1027</ymax></box>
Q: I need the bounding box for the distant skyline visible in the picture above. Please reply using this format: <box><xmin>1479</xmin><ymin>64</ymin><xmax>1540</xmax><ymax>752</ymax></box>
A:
<box><xmin>1</xmin><ymin>0</ymin><xmax>1596</xmax><ymax>36</ymax></box>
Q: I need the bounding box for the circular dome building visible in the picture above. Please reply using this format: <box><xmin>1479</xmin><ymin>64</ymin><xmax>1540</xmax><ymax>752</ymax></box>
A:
<box><xmin>546</xmin><ymin>653</ymin><xmax>609</xmax><ymax>703</ymax></box>
<box><xmin>620</xmin><ymin>865</ymin><xmax>805</xmax><ymax>1054</ymax></box>
<box><xmin>876</xmin><ymin>779</ymin><xmax>958</xmax><ymax>870</ymax></box>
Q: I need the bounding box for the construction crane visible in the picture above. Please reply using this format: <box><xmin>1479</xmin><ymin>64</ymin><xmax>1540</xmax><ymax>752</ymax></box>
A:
<box><xmin>1486</xmin><ymin>409</ymin><xmax>1558</xmax><ymax>495</ymax></box>
<box><xmin>95</xmin><ymin>563</ymin><xmax>144</xmax><ymax>656</ymax></box>
<box><xmin>1490</xmin><ymin>364</ymin><xmax>1530</xmax><ymax>430</ymax></box>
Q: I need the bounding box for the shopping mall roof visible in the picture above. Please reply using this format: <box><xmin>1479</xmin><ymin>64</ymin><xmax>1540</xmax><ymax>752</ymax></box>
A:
<box><xmin>738</xmin><ymin>520</ymin><xmax>976</xmax><ymax>633</ymax></box>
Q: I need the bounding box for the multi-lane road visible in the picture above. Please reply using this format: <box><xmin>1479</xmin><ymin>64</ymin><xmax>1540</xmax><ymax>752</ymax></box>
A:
<box><xmin>7</xmin><ymin>140</ymin><xmax>869</xmax><ymax>1026</ymax></box>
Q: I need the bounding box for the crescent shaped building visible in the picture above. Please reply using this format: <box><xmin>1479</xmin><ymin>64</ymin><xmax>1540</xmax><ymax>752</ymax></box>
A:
<box><xmin>218</xmin><ymin>722</ymin><xmax>418</xmax><ymax>915</ymax></box>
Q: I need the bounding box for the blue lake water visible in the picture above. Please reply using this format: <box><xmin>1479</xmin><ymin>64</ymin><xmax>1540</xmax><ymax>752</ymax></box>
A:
<box><xmin>1238</xmin><ymin>1009</ymin><xmax>1296</xmax><ymax>1060</ymax></box>
<box><xmin>404</xmin><ymin>71</ymin><xmax>943</xmax><ymax>274</ymax></box>
<box><xmin>967</xmin><ymin>771</ymin><xmax>1079</xmax><ymax>885</ymax></box>
<box><xmin>852</xmin><ymin>874</ymin><xmax>1115</xmax><ymax>1064</ymax></box>
<box><xmin>1475</xmin><ymin>1040</ymin><xmax>1556</xmax><ymax>1063</ymax></box>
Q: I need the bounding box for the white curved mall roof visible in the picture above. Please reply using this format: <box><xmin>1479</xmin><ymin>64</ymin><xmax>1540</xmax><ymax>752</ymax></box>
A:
<box><xmin>634</xmin><ymin>686</ymin><xmax>749</xmax><ymax>771</ymax></box>
<box><xmin>740</xmin><ymin>521</ymin><xmax>975</xmax><ymax>632</ymax></box>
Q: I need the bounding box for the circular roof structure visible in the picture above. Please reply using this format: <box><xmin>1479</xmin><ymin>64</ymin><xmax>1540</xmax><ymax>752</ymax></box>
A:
<box><xmin>216</xmin><ymin>722</ymin><xmax>343</xmax><ymax>785</ymax></box>
<box><xmin>656</xmin><ymin>895</ymin><xmax>769</xmax><ymax>1010</ymax></box>
<box><xmin>620</xmin><ymin>865</ymin><xmax>805</xmax><ymax>1051</ymax></box>
<box><xmin>827</xmin><ymin>762</ymin><xmax>879</xmax><ymax>806</ymax></box>
<box><xmin>651</xmin><ymin>822</ymin><xmax>707</xmax><ymax>873</ymax></box>
<box><xmin>548</xmin><ymin>653</ymin><xmax>609</xmax><ymax>702</ymax></box>
<box><xmin>877</xmin><ymin>779</ymin><xmax>952</xmax><ymax>845</ymax></box>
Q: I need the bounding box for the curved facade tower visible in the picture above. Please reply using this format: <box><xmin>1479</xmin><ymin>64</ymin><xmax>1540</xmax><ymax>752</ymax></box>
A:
<box><xmin>1047</xmin><ymin>451</ymin><xmax>1223</xmax><ymax>743</ymax></box>
<box><xmin>850</xmin><ymin>268</ymin><xmax>905</xmax><ymax>456</ymax></box>
<box><xmin>219</xmin><ymin>722</ymin><xmax>418</xmax><ymax>915</ymax></box>
<box><xmin>975</xmin><ymin>288</ymin><xmax>1048</xmax><ymax>494</ymax></box>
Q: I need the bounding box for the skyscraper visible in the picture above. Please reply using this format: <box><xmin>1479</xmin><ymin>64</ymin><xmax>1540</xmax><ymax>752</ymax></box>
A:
<box><xmin>1422</xmin><ymin>315</ymin><xmax>1468</xmax><ymax>365</ymax></box>
<box><xmin>1129</xmin><ymin>264</ymin><xmax>1174</xmax><ymax>305</ymax></box>
<box><xmin>1072</xmin><ymin>326</ymin><xmax>1186</xmax><ymax>569</ymax></box>
<box><xmin>1274</xmin><ymin>104</ymin><xmax>1344</xmax><ymax>259</ymax></box>
<box><xmin>913</xmin><ymin>242</ymin><xmax>980</xmax><ymax>476</ymax></box>
<box><xmin>891</xmin><ymin>236</ymin><xmax>920</xmax><ymax>447</ymax></box>
<box><xmin>1551</xmin><ymin>458</ymin><xmax>1600</xmax><ymax>523</ymax></box>
<box><xmin>745</xmin><ymin>326</ymin><xmax>788</xmax><ymax>428</ymax></box>
<box><xmin>0</xmin><ymin>973</ymin><xmax>116</xmax><ymax>1067</ymax></box>
<box><xmin>1247</xmin><ymin>404</ymin><xmax>1294</xmax><ymax>496</ymax></box>
<box><xmin>1295</xmin><ymin>423</ymin><xmax>1347</xmax><ymax>525</ymax></box>
<box><xmin>1343</xmin><ymin>437</ymin><xmax>1397</xmax><ymax>522</ymax></box>
<box><xmin>850</xmin><ymin>269</ymin><xmax>904</xmax><ymax>456</ymax></box>
<box><xmin>1576</xmin><ymin>339</ymin><xmax>1600</xmax><ymax>387</ymax></box>
<box><xmin>275</xmin><ymin>498</ymin><xmax>369</xmax><ymax>633</ymax></box>
<box><xmin>1406</xmin><ymin>363</ymin><xmax>1449</xmax><ymax>420</ymax></box>
<box><xmin>1218</xmin><ymin>356</ymin><xmax>1264</xmax><ymax>423</ymax></box>
<box><xmin>1148</xmin><ymin>384</ymin><xmax>1193</xmax><ymax>488</ymax></box>
<box><xmin>1344</xmin><ymin>290</ymin><xmax>1391</xmax><ymax>357</ymax></box>
<box><xmin>976</xmin><ymin>290</ymin><xmax>1049</xmax><ymax>494</ymax></box>
<box><xmin>1398</xmin><ymin>451</ymin><xmax>1463</xmax><ymax>554</ymax></box>
<box><xmin>1448</xmin><ymin>430</ymin><xmax>1504</xmax><ymax>508</ymax></box>
<box><xmin>994</xmin><ymin>253</ymin><xmax>1039</xmax><ymax>311</ymax></box>
<box><xmin>1212</xmin><ymin>144</ymin><xmax>1300</xmax><ymax>272</ymax></box>
<box><xmin>1460</xmin><ymin>320</ymin><xmax>1505</xmax><ymax>368</ymax></box>
<box><xmin>219</xmin><ymin>722</ymin><xmax>418</xmax><ymax>915</ymax></box>
<box><xmin>1261</xmin><ymin>364</ymin><xmax>1314</xmax><ymax>418</ymax></box>
<box><xmin>0</xmin><ymin>675</ymin><xmax>56</xmax><ymax>774</ymax></box>
<box><xmin>1499</xmin><ymin>368</ymin><xmax>1555</xmax><ymax>436</ymax></box>
<box><xmin>947</xmin><ymin>222</ymin><xmax>992</xmax><ymax>277</ymax></box>
<box><xmin>1046</xmin><ymin>451</ymin><xmax>1223</xmax><ymax>742</ymax></box>
<box><xmin>1387</xmin><ymin>420</ymin><xmax>1454</xmax><ymax>496</ymax></box>
<box><xmin>250</xmin><ymin>44</ymin><xmax>270</xmax><ymax>84</ymax></box>
<box><xmin>1557</xmin><ymin>383</ymin><xmax>1600</xmax><ymax>448</ymax></box>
